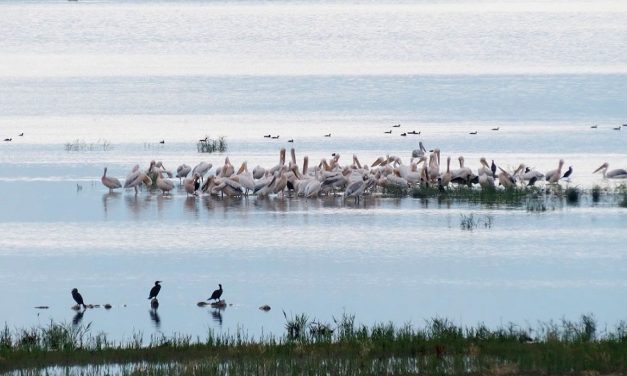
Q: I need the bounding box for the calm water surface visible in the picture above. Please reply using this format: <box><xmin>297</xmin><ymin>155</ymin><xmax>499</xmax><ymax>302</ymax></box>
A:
<box><xmin>0</xmin><ymin>0</ymin><xmax>626</xmax><ymax>342</ymax></box>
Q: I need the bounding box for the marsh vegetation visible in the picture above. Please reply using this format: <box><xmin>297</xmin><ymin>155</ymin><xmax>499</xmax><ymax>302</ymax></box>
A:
<box><xmin>3</xmin><ymin>314</ymin><xmax>627</xmax><ymax>375</ymax></box>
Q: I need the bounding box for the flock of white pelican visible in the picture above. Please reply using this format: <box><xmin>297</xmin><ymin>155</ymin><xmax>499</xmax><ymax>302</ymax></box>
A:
<box><xmin>100</xmin><ymin>147</ymin><xmax>627</xmax><ymax>202</ymax></box>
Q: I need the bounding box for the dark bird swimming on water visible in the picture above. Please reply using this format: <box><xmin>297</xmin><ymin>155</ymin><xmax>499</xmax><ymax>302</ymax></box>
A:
<box><xmin>208</xmin><ymin>284</ymin><xmax>223</xmax><ymax>302</ymax></box>
<box><xmin>72</xmin><ymin>288</ymin><xmax>86</xmax><ymax>309</ymax></box>
<box><xmin>148</xmin><ymin>281</ymin><xmax>162</xmax><ymax>299</ymax></box>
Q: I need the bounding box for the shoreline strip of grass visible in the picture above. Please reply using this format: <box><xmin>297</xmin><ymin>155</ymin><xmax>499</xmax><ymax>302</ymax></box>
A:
<box><xmin>2</xmin><ymin>314</ymin><xmax>627</xmax><ymax>375</ymax></box>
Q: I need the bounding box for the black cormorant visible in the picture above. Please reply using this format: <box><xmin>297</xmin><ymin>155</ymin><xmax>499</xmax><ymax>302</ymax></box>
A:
<box><xmin>71</xmin><ymin>288</ymin><xmax>86</xmax><ymax>309</ymax></box>
<box><xmin>208</xmin><ymin>284</ymin><xmax>223</xmax><ymax>302</ymax></box>
<box><xmin>528</xmin><ymin>176</ymin><xmax>538</xmax><ymax>186</ymax></box>
<box><xmin>148</xmin><ymin>281</ymin><xmax>162</xmax><ymax>299</ymax></box>
<box><xmin>562</xmin><ymin>166</ymin><xmax>573</xmax><ymax>179</ymax></box>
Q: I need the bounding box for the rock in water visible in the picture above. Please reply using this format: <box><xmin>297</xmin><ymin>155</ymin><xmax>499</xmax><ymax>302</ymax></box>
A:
<box><xmin>211</xmin><ymin>300</ymin><xmax>226</xmax><ymax>308</ymax></box>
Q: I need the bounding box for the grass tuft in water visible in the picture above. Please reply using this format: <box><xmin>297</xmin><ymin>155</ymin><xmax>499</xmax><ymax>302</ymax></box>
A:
<box><xmin>618</xmin><ymin>185</ymin><xmax>627</xmax><ymax>208</ymax></box>
<box><xmin>591</xmin><ymin>185</ymin><xmax>601</xmax><ymax>203</ymax></box>
<box><xmin>283</xmin><ymin>311</ymin><xmax>309</xmax><ymax>341</ymax></box>
<box><xmin>197</xmin><ymin>136</ymin><xmax>227</xmax><ymax>153</ymax></box>
<box><xmin>460</xmin><ymin>213</ymin><xmax>493</xmax><ymax>230</ymax></box>
<box><xmin>565</xmin><ymin>187</ymin><xmax>580</xmax><ymax>204</ymax></box>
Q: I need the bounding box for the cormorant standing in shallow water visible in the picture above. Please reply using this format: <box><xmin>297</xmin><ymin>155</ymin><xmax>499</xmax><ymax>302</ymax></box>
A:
<box><xmin>208</xmin><ymin>284</ymin><xmax>223</xmax><ymax>302</ymax></box>
<box><xmin>72</xmin><ymin>288</ymin><xmax>86</xmax><ymax>309</ymax></box>
<box><xmin>562</xmin><ymin>166</ymin><xmax>573</xmax><ymax>179</ymax></box>
<box><xmin>148</xmin><ymin>281</ymin><xmax>162</xmax><ymax>299</ymax></box>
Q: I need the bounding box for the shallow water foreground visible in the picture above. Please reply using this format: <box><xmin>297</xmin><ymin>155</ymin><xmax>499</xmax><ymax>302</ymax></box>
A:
<box><xmin>0</xmin><ymin>180</ymin><xmax>626</xmax><ymax>344</ymax></box>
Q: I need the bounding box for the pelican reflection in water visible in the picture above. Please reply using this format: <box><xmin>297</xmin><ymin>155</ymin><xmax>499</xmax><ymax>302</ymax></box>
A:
<box><xmin>102</xmin><ymin>192</ymin><xmax>120</xmax><ymax>215</ymax></box>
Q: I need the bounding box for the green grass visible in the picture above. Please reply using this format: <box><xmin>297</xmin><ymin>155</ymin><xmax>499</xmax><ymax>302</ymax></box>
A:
<box><xmin>459</xmin><ymin>213</ymin><xmax>493</xmax><ymax>230</ymax></box>
<box><xmin>3</xmin><ymin>314</ymin><xmax>627</xmax><ymax>375</ymax></box>
<box><xmin>197</xmin><ymin>136</ymin><xmax>227</xmax><ymax>153</ymax></box>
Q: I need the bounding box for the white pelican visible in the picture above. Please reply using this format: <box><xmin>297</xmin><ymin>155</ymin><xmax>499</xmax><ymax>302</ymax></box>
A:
<box><xmin>517</xmin><ymin>164</ymin><xmax>544</xmax><ymax>182</ymax></box>
<box><xmin>594</xmin><ymin>163</ymin><xmax>627</xmax><ymax>179</ymax></box>
<box><xmin>191</xmin><ymin>162</ymin><xmax>212</xmax><ymax>182</ymax></box>
<box><xmin>428</xmin><ymin>149</ymin><xmax>441</xmax><ymax>182</ymax></box>
<box><xmin>440</xmin><ymin>157</ymin><xmax>452</xmax><ymax>187</ymax></box>
<box><xmin>304</xmin><ymin>179</ymin><xmax>322</xmax><ymax>198</ymax></box>
<box><xmin>176</xmin><ymin>164</ymin><xmax>192</xmax><ymax>183</ymax></box>
<box><xmin>411</xmin><ymin>141</ymin><xmax>427</xmax><ymax>158</ymax></box>
<box><xmin>545</xmin><ymin>159</ymin><xmax>564</xmax><ymax>183</ymax></box>
<box><xmin>321</xmin><ymin>168</ymin><xmax>350</xmax><ymax>194</ymax></box>
<box><xmin>124</xmin><ymin>165</ymin><xmax>141</xmax><ymax>187</ymax></box>
<box><xmin>234</xmin><ymin>161</ymin><xmax>255</xmax><ymax>195</ymax></box>
<box><xmin>215</xmin><ymin>177</ymin><xmax>243</xmax><ymax>197</ymax></box>
<box><xmin>252</xmin><ymin>165</ymin><xmax>265</xmax><ymax>179</ymax></box>
<box><xmin>253</xmin><ymin>172</ymin><xmax>276</xmax><ymax>197</ymax></box>
<box><xmin>271</xmin><ymin>166</ymin><xmax>288</xmax><ymax>196</ymax></box>
<box><xmin>124</xmin><ymin>165</ymin><xmax>151</xmax><ymax>194</ymax></box>
<box><xmin>477</xmin><ymin>158</ymin><xmax>492</xmax><ymax>177</ymax></box>
<box><xmin>269</xmin><ymin>148</ymin><xmax>286</xmax><ymax>174</ymax></box>
<box><xmin>497</xmin><ymin>167</ymin><xmax>516</xmax><ymax>188</ymax></box>
<box><xmin>219</xmin><ymin>157</ymin><xmax>234</xmax><ymax>177</ymax></box>
<box><xmin>184</xmin><ymin>174</ymin><xmax>200</xmax><ymax>196</ymax></box>
<box><xmin>156</xmin><ymin>172</ymin><xmax>174</xmax><ymax>195</ymax></box>
<box><xmin>345</xmin><ymin>175</ymin><xmax>375</xmax><ymax>203</ymax></box>
<box><xmin>201</xmin><ymin>176</ymin><xmax>217</xmax><ymax>194</ymax></box>
<box><xmin>451</xmin><ymin>156</ymin><xmax>473</xmax><ymax>183</ymax></box>
<box><xmin>101</xmin><ymin>167</ymin><xmax>122</xmax><ymax>192</ymax></box>
<box><xmin>478</xmin><ymin>172</ymin><xmax>495</xmax><ymax>189</ymax></box>
<box><xmin>154</xmin><ymin>161</ymin><xmax>172</xmax><ymax>177</ymax></box>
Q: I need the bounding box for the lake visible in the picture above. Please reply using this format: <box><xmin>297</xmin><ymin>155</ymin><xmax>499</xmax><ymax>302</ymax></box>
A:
<box><xmin>0</xmin><ymin>0</ymin><xmax>626</xmax><ymax>342</ymax></box>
